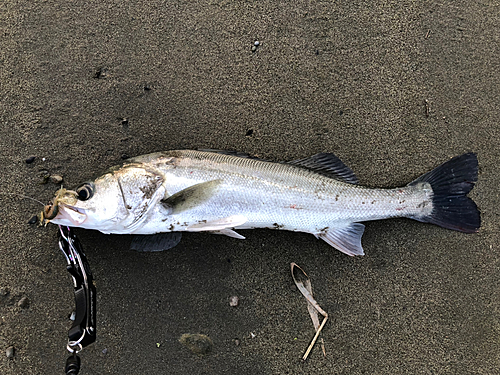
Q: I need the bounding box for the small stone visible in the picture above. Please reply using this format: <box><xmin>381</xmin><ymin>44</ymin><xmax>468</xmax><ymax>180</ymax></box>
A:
<box><xmin>39</xmin><ymin>170</ymin><xmax>50</xmax><ymax>184</ymax></box>
<box><xmin>18</xmin><ymin>296</ymin><xmax>29</xmax><ymax>309</ymax></box>
<box><xmin>69</xmin><ymin>311</ymin><xmax>76</xmax><ymax>321</ymax></box>
<box><xmin>251</xmin><ymin>46</ymin><xmax>257</xmax><ymax>52</ymax></box>
<box><xmin>254</xmin><ymin>41</ymin><xmax>260</xmax><ymax>46</ymax></box>
<box><xmin>28</xmin><ymin>216</ymin><xmax>38</xmax><ymax>225</ymax></box>
<box><xmin>179</xmin><ymin>333</ymin><xmax>213</xmax><ymax>355</ymax></box>
<box><xmin>102</xmin><ymin>348</ymin><xmax>108</xmax><ymax>355</ymax></box>
<box><xmin>25</xmin><ymin>156</ymin><xmax>36</xmax><ymax>164</ymax></box>
<box><xmin>229</xmin><ymin>296</ymin><xmax>239</xmax><ymax>307</ymax></box>
<box><xmin>94</xmin><ymin>67</ymin><xmax>108</xmax><ymax>79</ymax></box>
<box><xmin>6</xmin><ymin>346</ymin><xmax>14</xmax><ymax>358</ymax></box>
<box><xmin>234</xmin><ymin>338</ymin><xmax>240</xmax><ymax>346</ymax></box>
<box><xmin>49</xmin><ymin>175</ymin><xmax>63</xmax><ymax>184</ymax></box>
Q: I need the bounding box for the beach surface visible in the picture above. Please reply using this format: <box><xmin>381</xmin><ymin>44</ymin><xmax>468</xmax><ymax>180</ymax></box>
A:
<box><xmin>1</xmin><ymin>1</ymin><xmax>499</xmax><ymax>374</ymax></box>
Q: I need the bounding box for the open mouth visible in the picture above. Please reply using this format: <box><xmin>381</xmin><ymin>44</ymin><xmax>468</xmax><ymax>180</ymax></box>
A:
<box><xmin>40</xmin><ymin>188</ymin><xmax>86</xmax><ymax>225</ymax></box>
<box><xmin>55</xmin><ymin>204</ymin><xmax>87</xmax><ymax>225</ymax></box>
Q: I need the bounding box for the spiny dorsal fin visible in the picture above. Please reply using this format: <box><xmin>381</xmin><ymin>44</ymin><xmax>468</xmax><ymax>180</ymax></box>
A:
<box><xmin>198</xmin><ymin>149</ymin><xmax>265</xmax><ymax>160</ymax></box>
<box><xmin>288</xmin><ymin>153</ymin><xmax>358</xmax><ymax>184</ymax></box>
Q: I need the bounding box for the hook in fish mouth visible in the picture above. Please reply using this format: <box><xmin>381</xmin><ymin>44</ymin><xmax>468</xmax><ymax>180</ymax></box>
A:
<box><xmin>39</xmin><ymin>188</ymin><xmax>79</xmax><ymax>225</ymax></box>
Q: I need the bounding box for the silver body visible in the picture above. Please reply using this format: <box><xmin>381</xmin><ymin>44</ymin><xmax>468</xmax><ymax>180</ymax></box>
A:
<box><xmin>44</xmin><ymin>150</ymin><xmax>479</xmax><ymax>256</ymax></box>
<box><xmin>129</xmin><ymin>151</ymin><xmax>432</xmax><ymax>235</ymax></box>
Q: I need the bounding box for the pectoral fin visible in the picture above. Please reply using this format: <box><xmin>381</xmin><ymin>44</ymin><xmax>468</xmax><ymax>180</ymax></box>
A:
<box><xmin>317</xmin><ymin>223</ymin><xmax>365</xmax><ymax>256</ymax></box>
<box><xmin>186</xmin><ymin>215</ymin><xmax>247</xmax><ymax>232</ymax></box>
<box><xmin>162</xmin><ymin>179</ymin><xmax>222</xmax><ymax>214</ymax></box>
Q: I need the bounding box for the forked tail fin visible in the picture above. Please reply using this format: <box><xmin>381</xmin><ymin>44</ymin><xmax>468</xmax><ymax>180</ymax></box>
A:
<box><xmin>409</xmin><ymin>153</ymin><xmax>480</xmax><ymax>233</ymax></box>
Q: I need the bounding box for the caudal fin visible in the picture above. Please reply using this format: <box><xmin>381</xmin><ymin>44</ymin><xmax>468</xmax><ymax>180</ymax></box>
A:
<box><xmin>410</xmin><ymin>153</ymin><xmax>480</xmax><ymax>233</ymax></box>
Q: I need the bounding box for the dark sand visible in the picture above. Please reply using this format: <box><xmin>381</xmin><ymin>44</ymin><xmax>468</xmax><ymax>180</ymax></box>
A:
<box><xmin>1</xmin><ymin>1</ymin><xmax>499</xmax><ymax>374</ymax></box>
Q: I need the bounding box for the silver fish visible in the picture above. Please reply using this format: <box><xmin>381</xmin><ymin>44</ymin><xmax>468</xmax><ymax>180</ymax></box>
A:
<box><xmin>41</xmin><ymin>150</ymin><xmax>480</xmax><ymax>256</ymax></box>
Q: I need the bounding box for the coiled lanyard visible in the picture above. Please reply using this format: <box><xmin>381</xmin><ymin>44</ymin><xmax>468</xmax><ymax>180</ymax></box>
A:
<box><xmin>58</xmin><ymin>226</ymin><xmax>96</xmax><ymax>375</ymax></box>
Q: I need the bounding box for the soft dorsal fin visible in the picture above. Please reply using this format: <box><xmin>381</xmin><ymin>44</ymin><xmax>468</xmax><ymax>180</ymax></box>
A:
<box><xmin>287</xmin><ymin>153</ymin><xmax>358</xmax><ymax>184</ymax></box>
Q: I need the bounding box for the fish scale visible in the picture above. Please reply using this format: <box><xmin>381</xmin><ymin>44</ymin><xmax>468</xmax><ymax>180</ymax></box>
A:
<box><xmin>141</xmin><ymin>151</ymin><xmax>430</xmax><ymax>232</ymax></box>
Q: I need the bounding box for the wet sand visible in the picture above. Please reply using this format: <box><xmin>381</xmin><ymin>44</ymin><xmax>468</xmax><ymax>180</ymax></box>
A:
<box><xmin>1</xmin><ymin>1</ymin><xmax>499</xmax><ymax>374</ymax></box>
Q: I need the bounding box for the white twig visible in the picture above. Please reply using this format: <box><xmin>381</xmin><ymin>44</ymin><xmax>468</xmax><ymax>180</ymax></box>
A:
<box><xmin>291</xmin><ymin>263</ymin><xmax>328</xmax><ymax>360</ymax></box>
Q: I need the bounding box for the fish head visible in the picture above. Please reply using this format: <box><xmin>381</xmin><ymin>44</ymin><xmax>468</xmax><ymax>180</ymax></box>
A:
<box><xmin>42</xmin><ymin>164</ymin><xmax>165</xmax><ymax>232</ymax></box>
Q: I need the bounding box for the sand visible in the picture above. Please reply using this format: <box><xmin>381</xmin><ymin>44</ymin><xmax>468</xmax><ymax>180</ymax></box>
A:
<box><xmin>1</xmin><ymin>1</ymin><xmax>499</xmax><ymax>374</ymax></box>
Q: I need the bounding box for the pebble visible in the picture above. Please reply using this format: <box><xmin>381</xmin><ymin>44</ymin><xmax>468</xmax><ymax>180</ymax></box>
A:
<box><xmin>94</xmin><ymin>67</ymin><xmax>108</xmax><ymax>79</ymax></box>
<box><xmin>39</xmin><ymin>170</ymin><xmax>50</xmax><ymax>184</ymax></box>
<box><xmin>229</xmin><ymin>296</ymin><xmax>239</xmax><ymax>307</ymax></box>
<box><xmin>179</xmin><ymin>333</ymin><xmax>213</xmax><ymax>355</ymax></box>
<box><xmin>49</xmin><ymin>175</ymin><xmax>63</xmax><ymax>184</ymax></box>
<box><xmin>18</xmin><ymin>296</ymin><xmax>29</xmax><ymax>309</ymax></box>
<box><xmin>6</xmin><ymin>346</ymin><xmax>14</xmax><ymax>358</ymax></box>
<box><xmin>25</xmin><ymin>156</ymin><xmax>36</xmax><ymax>164</ymax></box>
<box><xmin>28</xmin><ymin>216</ymin><xmax>38</xmax><ymax>225</ymax></box>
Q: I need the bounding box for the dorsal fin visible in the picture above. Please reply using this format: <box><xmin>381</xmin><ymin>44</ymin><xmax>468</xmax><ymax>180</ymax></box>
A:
<box><xmin>198</xmin><ymin>149</ymin><xmax>265</xmax><ymax>160</ymax></box>
<box><xmin>287</xmin><ymin>153</ymin><xmax>358</xmax><ymax>184</ymax></box>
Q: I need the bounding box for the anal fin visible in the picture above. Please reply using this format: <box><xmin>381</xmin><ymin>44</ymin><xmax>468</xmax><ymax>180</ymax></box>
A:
<box><xmin>317</xmin><ymin>223</ymin><xmax>365</xmax><ymax>256</ymax></box>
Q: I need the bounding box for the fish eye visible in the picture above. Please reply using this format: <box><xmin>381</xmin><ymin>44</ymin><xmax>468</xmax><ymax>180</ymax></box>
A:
<box><xmin>76</xmin><ymin>182</ymin><xmax>95</xmax><ymax>201</ymax></box>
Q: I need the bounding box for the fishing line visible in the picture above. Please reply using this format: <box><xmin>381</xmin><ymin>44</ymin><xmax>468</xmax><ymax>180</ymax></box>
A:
<box><xmin>0</xmin><ymin>192</ymin><xmax>46</xmax><ymax>206</ymax></box>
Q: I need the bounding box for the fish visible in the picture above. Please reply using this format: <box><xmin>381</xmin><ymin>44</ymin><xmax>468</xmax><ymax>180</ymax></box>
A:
<box><xmin>40</xmin><ymin>150</ymin><xmax>480</xmax><ymax>256</ymax></box>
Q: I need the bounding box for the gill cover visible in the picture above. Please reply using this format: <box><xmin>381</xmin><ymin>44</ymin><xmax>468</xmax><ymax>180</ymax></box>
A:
<box><xmin>111</xmin><ymin>164</ymin><xmax>165</xmax><ymax>231</ymax></box>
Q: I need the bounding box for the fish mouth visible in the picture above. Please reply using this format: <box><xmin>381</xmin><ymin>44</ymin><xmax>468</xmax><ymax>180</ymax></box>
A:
<box><xmin>40</xmin><ymin>188</ymin><xmax>86</xmax><ymax>225</ymax></box>
<box><xmin>51</xmin><ymin>203</ymin><xmax>87</xmax><ymax>225</ymax></box>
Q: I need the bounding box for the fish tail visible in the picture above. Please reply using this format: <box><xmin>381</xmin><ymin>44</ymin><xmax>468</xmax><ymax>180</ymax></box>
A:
<box><xmin>409</xmin><ymin>153</ymin><xmax>480</xmax><ymax>233</ymax></box>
